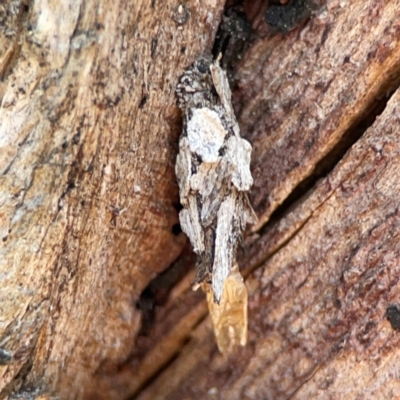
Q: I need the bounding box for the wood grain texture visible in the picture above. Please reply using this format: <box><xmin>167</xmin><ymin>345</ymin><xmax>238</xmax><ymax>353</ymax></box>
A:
<box><xmin>236</xmin><ymin>0</ymin><xmax>400</xmax><ymax>230</ymax></box>
<box><xmin>134</xmin><ymin>0</ymin><xmax>400</xmax><ymax>399</ymax></box>
<box><xmin>138</xmin><ymin>60</ymin><xmax>400</xmax><ymax>400</ymax></box>
<box><xmin>0</xmin><ymin>0</ymin><xmax>224</xmax><ymax>398</ymax></box>
<box><xmin>2</xmin><ymin>0</ymin><xmax>400</xmax><ymax>398</ymax></box>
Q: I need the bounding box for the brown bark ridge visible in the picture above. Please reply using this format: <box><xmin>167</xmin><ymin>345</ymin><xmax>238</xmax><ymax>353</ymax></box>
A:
<box><xmin>0</xmin><ymin>0</ymin><xmax>224</xmax><ymax>399</ymax></box>
<box><xmin>133</xmin><ymin>0</ymin><xmax>400</xmax><ymax>399</ymax></box>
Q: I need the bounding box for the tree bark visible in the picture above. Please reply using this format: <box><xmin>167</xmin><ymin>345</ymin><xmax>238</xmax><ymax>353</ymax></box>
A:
<box><xmin>2</xmin><ymin>0</ymin><xmax>400</xmax><ymax>399</ymax></box>
<box><xmin>0</xmin><ymin>0</ymin><xmax>223</xmax><ymax>398</ymax></box>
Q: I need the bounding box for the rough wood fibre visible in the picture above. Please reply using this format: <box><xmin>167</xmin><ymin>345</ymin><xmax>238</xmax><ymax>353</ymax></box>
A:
<box><xmin>138</xmin><ymin>63</ymin><xmax>400</xmax><ymax>400</ymax></box>
<box><xmin>0</xmin><ymin>0</ymin><xmax>224</xmax><ymax>398</ymax></box>
<box><xmin>134</xmin><ymin>0</ymin><xmax>400</xmax><ymax>398</ymax></box>
<box><xmin>2</xmin><ymin>0</ymin><xmax>400</xmax><ymax>398</ymax></box>
<box><xmin>236</xmin><ymin>0</ymin><xmax>400</xmax><ymax>231</ymax></box>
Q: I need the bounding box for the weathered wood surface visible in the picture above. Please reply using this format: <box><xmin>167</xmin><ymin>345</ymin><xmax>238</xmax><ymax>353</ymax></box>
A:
<box><xmin>139</xmin><ymin>83</ymin><xmax>400</xmax><ymax>400</ymax></box>
<box><xmin>2</xmin><ymin>0</ymin><xmax>400</xmax><ymax>399</ymax></box>
<box><xmin>240</xmin><ymin>0</ymin><xmax>400</xmax><ymax>231</ymax></box>
<box><xmin>134</xmin><ymin>0</ymin><xmax>400</xmax><ymax>399</ymax></box>
<box><xmin>0</xmin><ymin>0</ymin><xmax>223</xmax><ymax>398</ymax></box>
